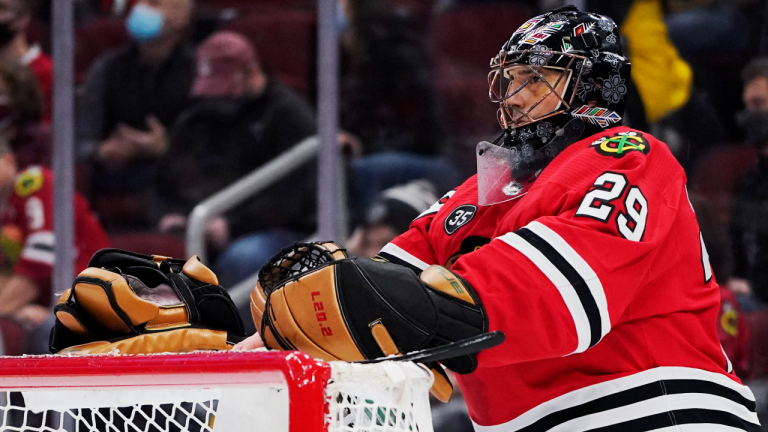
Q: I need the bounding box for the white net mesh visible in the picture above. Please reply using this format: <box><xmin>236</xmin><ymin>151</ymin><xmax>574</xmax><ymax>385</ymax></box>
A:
<box><xmin>0</xmin><ymin>353</ymin><xmax>434</xmax><ymax>432</ymax></box>
<box><xmin>326</xmin><ymin>361</ymin><xmax>434</xmax><ymax>432</ymax></box>
<box><xmin>0</xmin><ymin>392</ymin><xmax>218</xmax><ymax>432</ymax></box>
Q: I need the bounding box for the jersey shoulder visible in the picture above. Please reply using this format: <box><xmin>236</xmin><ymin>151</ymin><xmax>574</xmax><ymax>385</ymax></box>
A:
<box><xmin>569</xmin><ymin>126</ymin><xmax>678</xmax><ymax>168</ymax></box>
<box><xmin>539</xmin><ymin>126</ymin><xmax>683</xmax><ymax>192</ymax></box>
<box><xmin>13</xmin><ymin>166</ymin><xmax>51</xmax><ymax>199</ymax></box>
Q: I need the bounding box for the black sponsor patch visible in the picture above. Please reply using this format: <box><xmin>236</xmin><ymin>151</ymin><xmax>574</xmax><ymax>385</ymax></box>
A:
<box><xmin>590</xmin><ymin>131</ymin><xmax>649</xmax><ymax>158</ymax></box>
<box><xmin>444</xmin><ymin>205</ymin><xmax>477</xmax><ymax>235</ymax></box>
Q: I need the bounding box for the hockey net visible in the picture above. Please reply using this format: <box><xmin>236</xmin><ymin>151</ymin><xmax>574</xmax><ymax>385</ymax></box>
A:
<box><xmin>0</xmin><ymin>350</ymin><xmax>434</xmax><ymax>432</ymax></box>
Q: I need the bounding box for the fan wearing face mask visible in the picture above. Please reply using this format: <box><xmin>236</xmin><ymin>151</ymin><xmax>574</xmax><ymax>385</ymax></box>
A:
<box><xmin>153</xmin><ymin>31</ymin><xmax>317</xmax><ymax>288</ymax></box>
<box><xmin>729</xmin><ymin>58</ymin><xmax>768</xmax><ymax>308</ymax></box>
<box><xmin>77</xmin><ymin>0</ymin><xmax>195</xmax><ymax>230</ymax></box>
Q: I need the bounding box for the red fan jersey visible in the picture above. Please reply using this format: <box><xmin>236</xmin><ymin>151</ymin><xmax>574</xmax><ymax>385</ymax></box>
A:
<box><xmin>1</xmin><ymin>166</ymin><xmax>109</xmax><ymax>306</ymax></box>
<box><xmin>22</xmin><ymin>45</ymin><xmax>53</xmax><ymax>124</ymax></box>
<box><xmin>380</xmin><ymin>127</ymin><xmax>760</xmax><ymax>431</ymax></box>
<box><xmin>718</xmin><ymin>287</ymin><xmax>750</xmax><ymax>380</ymax></box>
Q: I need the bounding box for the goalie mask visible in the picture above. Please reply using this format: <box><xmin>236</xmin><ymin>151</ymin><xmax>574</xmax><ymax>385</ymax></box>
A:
<box><xmin>479</xmin><ymin>6</ymin><xmax>631</xmax><ymax>205</ymax></box>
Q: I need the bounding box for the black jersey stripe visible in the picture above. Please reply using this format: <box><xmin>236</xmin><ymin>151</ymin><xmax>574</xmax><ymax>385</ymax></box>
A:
<box><xmin>664</xmin><ymin>380</ymin><xmax>756</xmax><ymax>411</ymax></box>
<box><xmin>516</xmin><ymin>379</ymin><xmax>757</xmax><ymax>432</ymax></box>
<box><xmin>29</xmin><ymin>243</ymin><xmax>55</xmax><ymax>252</ymax></box>
<box><xmin>587</xmin><ymin>409</ymin><xmax>761</xmax><ymax>432</ymax></box>
<box><xmin>516</xmin><ymin>227</ymin><xmax>602</xmax><ymax>347</ymax></box>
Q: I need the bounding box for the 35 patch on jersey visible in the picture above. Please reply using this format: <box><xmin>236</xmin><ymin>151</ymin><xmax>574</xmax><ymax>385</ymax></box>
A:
<box><xmin>444</xmin><ymin>205</ymin><xmax>477</xmax><ymax>235</ymax></box>
<box><xmin>14</xmin><ymin>167</ymin><xmax>44</xmax><ymax>198</ymax></box>
<box><xmin>591</xmin><ymin>131</ymin><xmax>649</xmax><ymax>158</ymax></box>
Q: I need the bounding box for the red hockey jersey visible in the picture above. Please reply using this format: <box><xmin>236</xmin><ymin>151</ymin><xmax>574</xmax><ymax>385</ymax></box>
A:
<box><xmin>380</xmin><ymin>127</ymin><xmax>760</xmax><ymax>431</ymax></box>
<box><xmin>1</xmin><ymin>166</ymin><xmax>110</xmax><ymax>306</ymax></box>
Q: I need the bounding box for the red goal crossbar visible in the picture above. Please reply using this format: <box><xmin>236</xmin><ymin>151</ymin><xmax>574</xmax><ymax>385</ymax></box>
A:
<box><xmin>0</xmin><ymin>350</ymin><xmax>333</xmax><ymax>432</ymax></box>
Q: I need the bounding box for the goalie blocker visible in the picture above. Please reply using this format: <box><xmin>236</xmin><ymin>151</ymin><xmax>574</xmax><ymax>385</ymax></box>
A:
<box><xmin>50</xmin><ymin>249</ymin><xmax>245</xmax><ymax>355</ymax></box>
<box><xmin>251</xmin><ymin>242</ymin><xmax>493</xmax><ymax>402</ymax></box>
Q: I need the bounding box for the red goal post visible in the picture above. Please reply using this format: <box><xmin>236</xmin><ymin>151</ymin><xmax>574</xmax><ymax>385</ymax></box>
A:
<box><xmin>0</xmin><ymin>350</ymin><xmax>435</xmax><ymax>432</ymax></box>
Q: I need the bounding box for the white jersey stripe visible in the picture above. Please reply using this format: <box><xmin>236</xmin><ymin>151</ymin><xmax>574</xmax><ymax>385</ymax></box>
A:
<box><xmin>26</xmin><ymin>231</ymin><xmax>55</xmax><ymax>248</ymax></box>
<box><xmin>701</xmin><ymin>232</ymin><xmax>713</xmax><ymax>283</ymax></box>
<box><xmin>525</xmin><ymin>221</ymin><xmax>611</xmax><ymax>339</ymax></box>
<box><xmin>643</xmin><ymin>425</ymin><xmax>751</xmax><ymax>432</ymax></box>
<box><xmin>416</xmin><ymin>190</ymin><xmax>455</xmax><ymax>220</ymax></box>
<box><xmin>379</xmin><ymin>243</ymin><xmax>429</xmax><ymax>271</ymax></box>
<box><xmin>686</xmin><ymin>186</ymin><xmax>696</xmax><ymax>213</ymax></box>
<box><xmin>22</xmin><ymin>247</ymin><xmax>55</xmax><ymax>265</ymax></box>
<box><xmin>472</xmin><ymin>366</ymin><xmax>757</xmax><ymax>432</ymax></box>
<box><xmin>497</xmin><ymin>232</ymin><xmax>592</xmax><ymax>354</ymax></box>
<box><xmin>722</xmin><ymin>345</ymin><xmax>734</xmax><ymax>374</ymax></box>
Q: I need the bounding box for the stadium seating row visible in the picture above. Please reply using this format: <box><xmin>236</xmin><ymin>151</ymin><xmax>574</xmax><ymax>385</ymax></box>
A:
<box><xmin>66</xmin><ymin>4</ymin><xmax>531</xmax><ymax>136</ymax></box>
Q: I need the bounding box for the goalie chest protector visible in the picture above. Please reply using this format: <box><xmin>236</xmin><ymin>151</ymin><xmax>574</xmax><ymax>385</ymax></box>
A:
<box><xmin>379</xmin><ymin>126</ymin><xmax>760</xmax><ymax>431</ymax></box>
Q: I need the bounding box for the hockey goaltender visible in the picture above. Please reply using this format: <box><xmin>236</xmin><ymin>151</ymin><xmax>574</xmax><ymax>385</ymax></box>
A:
<box><xmin>234</xmin><ymin>6</ymin><xmax>761</xmax><ymax>432</ymax></box>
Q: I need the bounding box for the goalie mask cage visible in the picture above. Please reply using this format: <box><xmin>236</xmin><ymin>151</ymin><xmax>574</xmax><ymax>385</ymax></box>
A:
<box><xmin>0</xmin><ymin>350</ymin><xmax>435</xmax><ymax>432</ymax></box>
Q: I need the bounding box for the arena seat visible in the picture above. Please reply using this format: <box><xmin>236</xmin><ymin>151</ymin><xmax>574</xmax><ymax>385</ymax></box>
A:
<box><xmin>109</xmin><ymin>232</ymin><xmax>187</xmax><ymax>259</ymax></box>
<box><xmin>223</xmin><ymin>11</ymin><xmax>316</xmax><ymax>95</ymax></box>
<box><xmin>75</xmin><ymin>17</ymin><xmax>129</xmax><ymax>83</ymax></box>
<box><xmin>744</xmin><ymin>311</ymin><xmax>768</xmax><ymax>379</ymax></box>
<box><xmin>428</xmin><ymin>3</ymin><xmax>532</xmax><ymax>77</ymax></box>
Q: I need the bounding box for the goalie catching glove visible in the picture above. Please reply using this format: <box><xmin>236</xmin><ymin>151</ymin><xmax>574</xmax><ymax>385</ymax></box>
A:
<box><xmin>251</xmin><ymin>242</ymin><xmax>491</xmax><ymax>402</ymax></box>
<box><xmin>50</xmin><ymin>248</ymin><xmax>245</xmax><ymax>355</ymax></box>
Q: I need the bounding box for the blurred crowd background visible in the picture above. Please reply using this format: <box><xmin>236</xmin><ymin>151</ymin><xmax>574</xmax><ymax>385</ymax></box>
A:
<box><xmin>0</xmin><ymin>0</ymin><xmax>766</xmax><ymax>429</ymax></box>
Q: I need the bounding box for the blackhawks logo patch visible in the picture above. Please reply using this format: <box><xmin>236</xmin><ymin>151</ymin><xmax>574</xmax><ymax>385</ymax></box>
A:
<box><xmin>591</xmin><ymin>132</ymin><xmax>649</xmax><ymax>158</ymax></box>
<box><xmin>14</xmin><ymin>167</ymin><xmax>44</xmax><ymax>198</ymax></box>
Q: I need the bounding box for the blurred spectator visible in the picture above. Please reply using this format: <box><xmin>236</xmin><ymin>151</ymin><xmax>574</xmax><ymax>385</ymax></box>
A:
<box><xmin>340</xmin><ymin>0</ymin><xmax>459</xmax><ymax>221</ymax></box>
<box><xmin>689</xmin><ymin>192</ymin><xmax>750</xmax><ymax>379</ymax></box>
<box><xmin>665</xmin><ymin>1</ymin><xmax>757</xmax><ymax>138</ymax></box>
<box><xmin>348</xmin><ymin>152</ymin><xmax>460</xmax><ymax>225</ymax></box>
<box><xmin>340</xmin><ymin>0</ymin><xmax>446</xmax><ymax>156</ymax></box>
<box><xmin>0</xmin><ymin>60</ymin><xmax>48</xmax><ymax>168</ymax></box>
<box><xmin>620</xmin><ymin>0</ymin><xmax>694</xmax><ymax>124</ymax></box>
<box><xmin>586</xmin><ymin>0</ymin><xmax>726</xmax><ymax>172</ymax></box>
<box><xmin>0</xmin><ymin>0</ymin><xmax>51</xmax><ymax>123</ymax></box>
<box><xmin>689</xmin><ymin>192</ymin><xmax>733</xmax><ymax>280</ymax></box>
<box><xmin>153</xmin><ymin>31</ymin><xmax>317</xmax><ymax>290</ymax></box>
<box><xmin>729</xmin><ymin>57</ymin><xmax>768</xmax><ymax>308</ymax></box>
<box><xmin>77</xmin><ymin>0</ymin><xmax>195</xmax><ymax>229</ymax></box>
<box><xmin>0</xmin><ymin>135</ymin><xmax>109</xmax><ymax>354</ymax></box>
<box><xmin>665</xmin><ymin>1</ymin><xmax>752</xmax><ymax>62</ymax></box>
<box><xmin>347</xmin><ymin>180</ymin><xmax>437</xmax><ymax>258</ymax></box>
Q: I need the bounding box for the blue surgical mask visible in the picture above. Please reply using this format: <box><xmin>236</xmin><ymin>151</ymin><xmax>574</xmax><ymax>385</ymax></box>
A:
<box><xmin>126</xmin><ymin>4</ymin><xmax>164</xmax><ymax>42</ymax></box>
